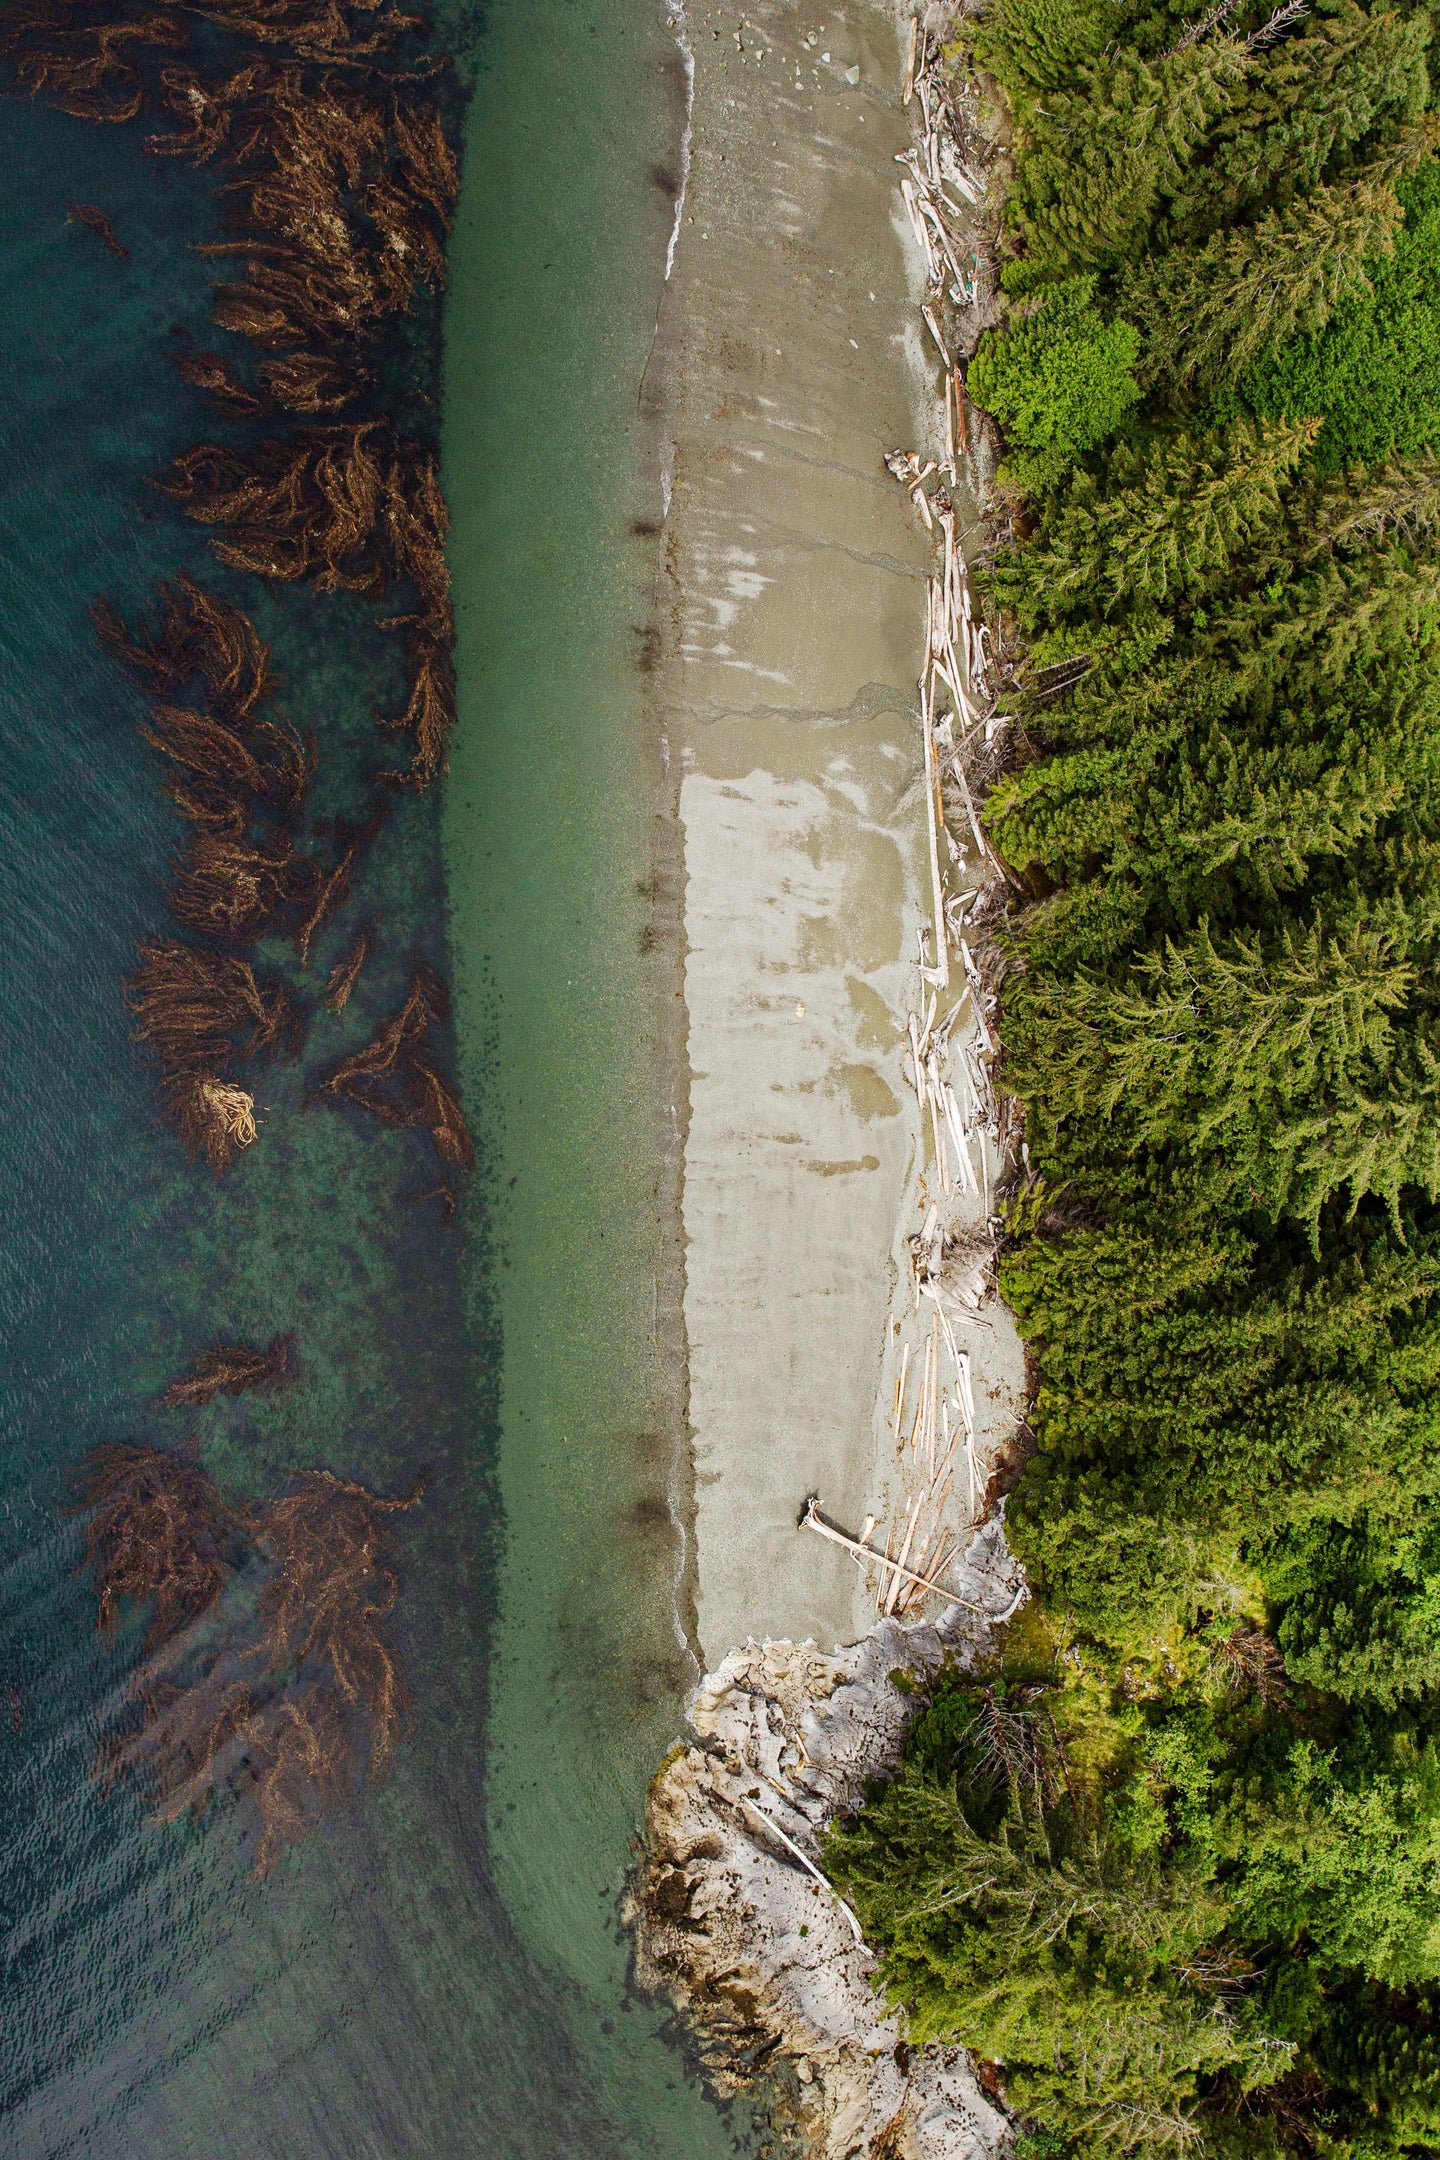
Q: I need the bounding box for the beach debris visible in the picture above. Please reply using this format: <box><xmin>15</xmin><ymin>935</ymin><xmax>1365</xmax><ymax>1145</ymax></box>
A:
<box><xmin>800</xmin><ymin>1494</ymin><xmax>983</xmax><ymax>1611</ymax></box>
<box><xmin>842</xmin><ymin>15</ymin><xmax>1024</xmax><ymax>1631</ymax></box>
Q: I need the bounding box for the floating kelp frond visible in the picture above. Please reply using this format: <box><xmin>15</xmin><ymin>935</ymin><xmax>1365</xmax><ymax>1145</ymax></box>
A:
<box><xmin>95</xmin><ymin>572</ymin><xmax>275</xmax><ymax>724</ymax></box>
<box><xmin>377</xmin><ymin>631</ymin><xmax>455</xmax><ymax>786</ymax></box>
<box><xmin>259</xmin><ymin>349</ymin><xmax>367</xmax><ymax>414</ymax></box>
<box><xmin>168</xmin><ymin>72</ymin><xmax>455</xmax><ymax>347</ymax></box>
<box><xmin>381</xmin><ymin>446</ymin><xmax>450</xmax><ymax>623</ymax></box>
<box><xmin>1</xmin><ymin>4</ymin><xmax>185</xmax><ymax>123</ymax></box>
<box><xmin>166</xmin><ymin>827</ymin><xmax>306</xmax><ymax>944</ymax></box>
<box><xmin>319</xmin><ymin>964</ymin><xmax>471</xmax><ymax>1169</ymax></box>
<box><xmin>128</xmin><ymin>938</ymin><xmax>297</xmax><ymax>1067</ymax></box>
<box><xmin>320</xmin><ymin>961</ymin><xmax>446</xmax><ymax>1089</ymax></box>
<box><xmin>140</xmin><ymin>703</ymin><xmax>267</xmax><ymax>795</ymax></box>
<box><xmin>293</xmin><ymin>839</ymin><xmax>357</xmax><ymax>965</ymax></box>
<box><xmin>66</xmin><ymin>199</ymin><xmax>128</xmax><ymax>255</ymax></box>
<box><xmin>322</xmin><ymin>918</ymin><xmax>375</xmax><ymax>1011</ymax></box>
<box><xmin>177</xmin><ymin>346</ymin><xmax>365</xmax><ymax>419</ymax></box>
<box><xmin>180</xmin><ymin>345</ymin><xmax>369</xmax><ymax>421</ymax></box>
<box><xmin>174</xmin><ymin>0</ymin><xmax>422</xmax><ymax>64</ymax></box>
<box><xmin>128</xmin><ymin>938</ymin><xmax>301</xmax><ymax>1167</ymax></box>
<box><xmin>252</xmin><ymin>1467</ymin><xmax>422</xmax><ymax>1772</ymax></box>
<box><xmin>161</xmin><ymin>424</ymin><xmax>388</xmax><ymax>593</ymax></box>
<box><xmin>164</xmin><ymin>1073</ymin><xmax>259</xmax><ymax>1168</ymax></box>
<box><xmin>409</xmin><ymin>1058</ymin><xmax>474</xmax><ymax>1172</ymax></box>
<box><xmin>163</xmin><ymin>1331</ymin><xmax>300</xmax><ymax>1405</ymax></box>
<box><xmin>175</xmin><ymin>345</ymin><xmax>270</xmax><ymax>414</ymax></box>
<box><xmin>72</xmin><ymin>1441</ymin><xmax>247</xmax><ymax>1654</ymax></box>
<box><xmin>146</xmin><ymin>60</ymin><xmax>275</xmax><ymax>162</ymax></box>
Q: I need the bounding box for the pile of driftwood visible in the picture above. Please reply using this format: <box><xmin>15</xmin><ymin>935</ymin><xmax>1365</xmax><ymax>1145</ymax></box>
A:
<box><xmin>801</xmin><ymin>17</ymin><xmax>1019</xmax><ymax>1620</ymax></box>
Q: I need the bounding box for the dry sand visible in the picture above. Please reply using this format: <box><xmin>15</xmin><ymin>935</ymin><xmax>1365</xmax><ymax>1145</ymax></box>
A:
<box><xmin>649</xmin><ymin>0</ymin><xmax>1025</xmax><ymax>1668</ymax></box>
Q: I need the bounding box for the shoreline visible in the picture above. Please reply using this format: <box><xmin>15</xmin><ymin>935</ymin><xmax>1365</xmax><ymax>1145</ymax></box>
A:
<box><xmin>632</xmin><ymin>4</ymin><xmax>1026</xmax><ymax>2150</ymax></box>
<box><xmin>647</xmin><ymin>0</ymin><xmax>1024</xmax><ymax>1673</ymax></box>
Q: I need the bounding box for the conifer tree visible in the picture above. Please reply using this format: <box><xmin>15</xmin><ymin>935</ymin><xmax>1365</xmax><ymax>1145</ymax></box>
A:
<box><xmin>1128</xmin><ymin>174</ymin><xmax>1402</xmax><ymax>392</ymax></box>
<box><xmin>1163</xmin><ymin>0</ymin><xmax>1429</xmax><ymax>242</ymax></box>
<box><xmin>1007</xmin><ymin>38</ymin><xmax>1250</xmax><ymax>285</ymax></box>
<box><xmin>993</xmin><ymin>419</ymin><xmax>1317</xmax><ymax>622</ymax></box>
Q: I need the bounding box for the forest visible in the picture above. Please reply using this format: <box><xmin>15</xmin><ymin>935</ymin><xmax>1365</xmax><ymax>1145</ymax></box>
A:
<box><xmin>825</xmin><ymin>0</ymin><xmax>1440</xmax><ymax>2151</ymax></box>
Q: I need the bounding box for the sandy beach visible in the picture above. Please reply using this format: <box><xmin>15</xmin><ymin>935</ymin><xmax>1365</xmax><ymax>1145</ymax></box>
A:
<box><xmin>649</xmin><ymin>0</ymin><xmax>1024</xmax><ymax>1667</ymax></box>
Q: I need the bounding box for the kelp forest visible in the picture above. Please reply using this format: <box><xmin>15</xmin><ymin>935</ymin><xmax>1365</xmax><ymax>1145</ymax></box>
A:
<box><xmin>826</xmin><ymin>1</ymin><xmax>1440</xmax><ymax>2153</ymax></box>
<box><xmin>1</xmin><ymin>1</ymin><xmax>468</xmax><ymax>1875</ymax></box>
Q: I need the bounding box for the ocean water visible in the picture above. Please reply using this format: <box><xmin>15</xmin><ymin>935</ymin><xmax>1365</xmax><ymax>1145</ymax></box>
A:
<box><xmin>0</xmin><ymin>6</ymin><xmax>754</xmax><ymax>2156</ymax></box>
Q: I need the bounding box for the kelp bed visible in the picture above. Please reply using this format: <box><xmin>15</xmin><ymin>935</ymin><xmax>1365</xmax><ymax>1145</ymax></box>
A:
<box><xmin>2</xmin><ymin>1</ymin><xmax>470</xmax><ymax>1872</ymax></box>
<box><xmin>75</xmin><ymin>1435</ymin><xmax>420</xmax><ymax>1876</ymax></box>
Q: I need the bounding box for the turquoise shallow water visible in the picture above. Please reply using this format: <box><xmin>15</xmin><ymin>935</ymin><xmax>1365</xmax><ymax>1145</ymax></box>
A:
<box><xmin>0</xmin><ymin>8</ymin><xmax>754</xmax><ymax>2156</ymax></box>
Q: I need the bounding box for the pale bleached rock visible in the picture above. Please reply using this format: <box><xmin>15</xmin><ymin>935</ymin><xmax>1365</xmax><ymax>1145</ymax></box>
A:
<box><xmin>627</xmin><ymin>1525</ymin><xmax>1021</xmax><ymax>2160</ymax></box>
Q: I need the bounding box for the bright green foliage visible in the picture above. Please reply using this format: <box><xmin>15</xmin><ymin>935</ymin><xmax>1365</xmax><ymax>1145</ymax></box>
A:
<box><xmin>850</xmin><ymin>3</ymin><xmax>1440</xmax><ymax>2147</ymax></box>
<box><xmin>966</xmin><ymin>0</ymin><xmax>1128</xmax><ymax>115</ymax></box>
<box><xmin>1235</xmin><ymin>159</ymin><xmax>1440</xmax><ymax>471</ymax></box>
<box><xmin>968</xmin><ymin>278</ymin><xmax>1141</xmax><ymax>491</ymax></box>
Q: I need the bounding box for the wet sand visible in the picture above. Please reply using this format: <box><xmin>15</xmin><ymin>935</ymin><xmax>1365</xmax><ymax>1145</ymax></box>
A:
<box><xmin>651</xmin><ymin>0</ymin><xmax>1025</xmax><ymax>1665</ymax></box>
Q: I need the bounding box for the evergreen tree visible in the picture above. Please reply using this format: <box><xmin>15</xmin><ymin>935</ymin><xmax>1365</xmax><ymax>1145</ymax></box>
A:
<box><xmin>1007</xmin><ymin>38</ymin><xmax>1251</xmax><ymax>285</ymax></box>
<box><xmin>993</xmin><ymin>419</ymin><xmax>1317</xmax><ymax>621</ymax></box>
<box><xmin>1128</xmin><ymin>174</ymin><xmax>1402</xmax><ymax>392</ymax></box>
<box><xmin>1163</xmin><ymin>0</ymin><xmax>1430</xmax><ymax>242</ymax></box>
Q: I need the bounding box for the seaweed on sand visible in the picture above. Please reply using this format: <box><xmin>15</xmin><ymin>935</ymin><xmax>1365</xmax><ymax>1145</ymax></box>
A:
<box><xmin>163</xmin><ymin>1331</ymin><xmax>300</xmax><ymax>1405</ymax></box>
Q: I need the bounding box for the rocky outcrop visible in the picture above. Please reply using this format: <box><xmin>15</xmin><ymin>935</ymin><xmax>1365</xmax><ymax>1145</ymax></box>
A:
<box><xmin>627</xmin><ymin>1522</ymin><xmax>1021</xmax><ymax>2160</ymax></box>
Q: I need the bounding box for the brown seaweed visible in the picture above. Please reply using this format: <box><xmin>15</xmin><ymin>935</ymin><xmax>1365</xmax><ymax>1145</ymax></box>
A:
<box><xmin>317</xmin><ymin>965</ymin><xmax>470</xmax><ymax>1169</ymax></box>
<box><xmin>66</xmin><ymin>200</ymin><xmax>128</xmax><ymax>257</ymax></box>
<box><xmin>72</xmin><ymin>1441</ymin><xmax>246</xmax><ymax>1654</ymax></box>
<box><xmin>174</xmin><ymin>345</ymin><xmax>270</xmax><ymax>414</ymax></box>
<box><xmin>322</xmin><ymin>919</ymin><xmax>375</xmax><ymax>1010</ymax></box>
<box><xmin>160</xmin><ymin>424</ymin><xmax>390</xmax><ymax>593</ymax></box>
<box><xmin>2</xmin><ymin>6</ymin><xmax>185</xmax><ymax>123</ymax></box>
<box><xmin>253</xmin><ymin>1468</ymin><xmax>420</xmax><ymax>1753</ymax></box>
<box><xmin>77</xmin><ymin>1442</ymin><xmax>422</xmax><ymax>1876</ymax></box>
<box><xmin>95</xmin><ymin>573</ymin><xmax>275</xmax><ymax>725</ymax></box>
<box><xmin>163</xmin><ymin>1331</ymin><xmax>300</xmax><ymax>1405</ymax></box>
<box><xmin>127</xmin><ymin>939</ymin><xmax>300</xmax><ymax>1168</ymax></box>
<box><xmin>293</xmin><ymin>840</ymin><xmax>357</xmax><ymax>964</ymax></box>
<box><xmin>175</xmin><ymin>0</ymin><xmax>421</xmax><ymax>63</ymax></box>
<box><xmin>166</xmin><ymin>827</ymin><xmax>306</xmax><ymax>943</ymax></box>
